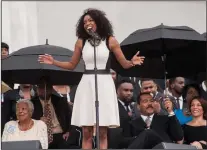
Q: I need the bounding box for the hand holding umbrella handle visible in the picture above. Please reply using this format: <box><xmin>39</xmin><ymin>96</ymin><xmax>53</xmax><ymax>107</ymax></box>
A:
<box><xmin>164</xmin><ymin>98</ymin><xmax>174</xmax><ymax>114</ymax></box>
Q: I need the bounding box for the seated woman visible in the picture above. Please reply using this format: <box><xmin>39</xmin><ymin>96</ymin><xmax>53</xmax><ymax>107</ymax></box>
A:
<box><xmin>175</xmin><ymin>84</ymin><xmax>201</xmax><ymax>125</ymax></box>
<box><xmin>181</xmin><ymin>97</ymin><xmax>207</xmax><ymax>149</ymax></box>
<box><xmin>2</xmin><ymin>99</ymin><xmax>48</xmax><ymax>149</ymax></box>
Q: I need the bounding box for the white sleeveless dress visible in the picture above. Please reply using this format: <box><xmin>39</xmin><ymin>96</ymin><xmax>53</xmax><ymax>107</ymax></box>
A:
<box><xmin>71</xmin><ymin>39</ymin><xmax>120</xmax><ymax>127</ymax></box>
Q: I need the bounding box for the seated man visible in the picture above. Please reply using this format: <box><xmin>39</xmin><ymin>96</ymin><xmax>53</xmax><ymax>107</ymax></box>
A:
<box><xmin>128</xmin><ymin>92</ymin><xmax>183</xmax><ymax>149</ymax></box>
<box><xmin>131</xmin><ymin>79</ymin><xmax>168</xmax><ymax>120</ymax></box>
<box><xmin>116</xmin><ymin>79</ymin><xmax>134</xmax><ymax>137</ymax></box>
<box><xmin>31</xmin><ymin>81</ymin><xmax>72</xmax><ymax>149</ymax></box>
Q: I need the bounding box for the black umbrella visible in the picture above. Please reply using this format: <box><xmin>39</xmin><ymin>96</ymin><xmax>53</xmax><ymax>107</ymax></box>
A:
<box><xmin>199</xmin><ymin>32</ymin><xmax>207</xmax><ymax>82</ymax></box>
<box><xmin>2</xmin><ymin>42</ymin><xmax>85</xmax><ymax>85</ymax></box>
<box><xmin>202</xmin><ymin>32</ymin><xmax>206</xmax><ymax>38</ymax></box>
<box><xmin>111</xmin><ymin>24</ymin><xmax>206</xmax><ymax>79</ymax></box>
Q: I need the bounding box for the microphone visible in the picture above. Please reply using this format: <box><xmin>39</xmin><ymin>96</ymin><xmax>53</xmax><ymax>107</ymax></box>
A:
<box><xmin>87</xmin><ymin>27</ymin><xmax>99</xmax><ymax>39</ymax></box>
<box><xmin>87</xmin><ymin>26</ymin><xmax>93</xmax><ymax>33</ymax></box>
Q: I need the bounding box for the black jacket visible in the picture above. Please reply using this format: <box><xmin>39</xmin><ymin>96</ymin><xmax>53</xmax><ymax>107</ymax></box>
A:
<box><xmin>130</xmin><ymin>114</ymin><xmax>183</xmax><ymax>142</ymax></box>
<box><xmin>31</xmin><ymin>94</ymin><xmax>72</xmax><ymax>133</ymax></box>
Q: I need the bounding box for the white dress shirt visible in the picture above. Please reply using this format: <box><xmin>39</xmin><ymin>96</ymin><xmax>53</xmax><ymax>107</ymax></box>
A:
<box><xmin>202</xmin><ymin>81</ymin><xmax>207</xmax><ymax>92</ymax></box>
<box><xmin>141</xmin><ymin>114</ymin><xmax>154</xmax><ymax>129</ymax></box>
<box><xmin>174</xmin><ymin>96</ymin><xmax>184</xmax><ymax>109</ymax></box>
<box><xmin>141</xmin><ymin>114</ymin><xmax>154</xmax><ymax>123</ymax></box>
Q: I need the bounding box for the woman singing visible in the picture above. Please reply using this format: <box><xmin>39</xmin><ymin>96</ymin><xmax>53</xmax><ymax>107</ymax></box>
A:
<box><xmin>38</xmin><ymin>8</ymin><xmax>145</xmax><ymax>149</ymax></box>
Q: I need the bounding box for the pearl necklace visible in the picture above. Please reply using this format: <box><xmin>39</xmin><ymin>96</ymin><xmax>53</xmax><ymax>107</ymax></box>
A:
<box><xmin>19</xmin><ymin>120</ymin><xmax>33</xmax><ymax>131</ymax></box>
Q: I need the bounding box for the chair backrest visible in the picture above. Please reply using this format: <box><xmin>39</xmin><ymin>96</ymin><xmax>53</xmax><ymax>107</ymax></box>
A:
<box><xmin>153</xmin><ymin>142</ymin><xmax>197</xmax><ymax>149</ymax></box>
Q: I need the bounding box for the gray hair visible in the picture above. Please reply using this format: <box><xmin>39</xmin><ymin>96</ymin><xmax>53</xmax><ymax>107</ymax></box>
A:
<box><xmin>16</xmin><ymin>99</ymin><xmax>34</xmax><ymax>115</ymax></box>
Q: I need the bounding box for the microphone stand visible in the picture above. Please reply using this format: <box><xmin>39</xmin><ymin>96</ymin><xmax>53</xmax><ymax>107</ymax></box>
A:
<box><xmin>92</xmin><ymin>36</ymin><xmax>100</xmax><ymax>149</ymax></box>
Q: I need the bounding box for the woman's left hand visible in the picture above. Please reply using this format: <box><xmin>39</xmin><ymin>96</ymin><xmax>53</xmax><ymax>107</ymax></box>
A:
<box><xmin>131</xmin><ymin>51</ymin><xmax>145</xmax><ymax>66</ymax></box>
<box><xmin>190</xmin><ymin>141</ymin><xmax>203</xmax><ymax>149</ymax></box>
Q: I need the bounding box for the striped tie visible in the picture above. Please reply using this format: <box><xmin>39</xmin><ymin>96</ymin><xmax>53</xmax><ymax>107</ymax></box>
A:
<box><xmin>145</xmin><ymin>116</ymin><xmax>151</xmax><ymax>129</ymax></box>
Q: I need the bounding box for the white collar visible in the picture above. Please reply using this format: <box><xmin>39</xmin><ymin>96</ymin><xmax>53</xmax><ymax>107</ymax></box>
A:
<box><xmin>141</xmin><ymin>114</ymin><xmax>154</xmax><ymax>121</ymax></box>
<box><xmin>118</xmin><ymin>99</ymin><xmax>125</xmax><ymax>106</ymax></box>
<box><xmin>202</xmin><ymin>81</ymin><xmax>207</xmax><ymax>92</ymax></box>
<box><xmin>118</xmin><ymin>99</ymin><xmax>131</xmax><ymax>110</ymax></box>
<box><xmin>174</xmin><ymin>96</ymin><xmax>183</xmax><ymax>101</ymax></box>
<box><xmin>118</xmin><ymin>99</ymin><xmax>130</xmax><ymax>108</ymax></box>
<box><xmin>153</xmin><ymin>91</ymin><xmax>159</xmax><ymax>97</ymax></box>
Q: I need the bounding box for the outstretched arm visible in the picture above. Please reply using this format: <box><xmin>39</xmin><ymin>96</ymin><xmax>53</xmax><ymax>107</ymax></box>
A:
<box><xmin>108</xmin><ymin>36</ymin><xmax>144</xmax><ymax>69</ymax></box>
<box><xmin>39</xmin><ymin>39</ymin><xmax>83</xmax><ymax>70</ymax></box>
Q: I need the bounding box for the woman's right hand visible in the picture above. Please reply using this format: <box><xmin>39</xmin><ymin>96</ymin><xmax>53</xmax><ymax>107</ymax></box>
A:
<box><xmin>38</xmin><ymin>54</ymin><xmax>54</xmax><ymax>65</ymax></box>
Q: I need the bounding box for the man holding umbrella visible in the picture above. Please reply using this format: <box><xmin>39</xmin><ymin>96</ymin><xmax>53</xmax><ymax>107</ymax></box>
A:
<box><xmin>31</xmin><ymin>78</ymin><xmax>72</xmax><ymax>149</ymax></box>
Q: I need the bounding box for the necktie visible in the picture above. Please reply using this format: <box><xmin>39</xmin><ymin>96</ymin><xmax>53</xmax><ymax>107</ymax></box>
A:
<box><xmin>145</xmin><ymin>116</ymin><xmax>151</xmax><ymax>129</ymax></box>
<box><xmin>124</xmin><ymin>103</ymin><xmax>130</xmax><ymax>113</ymax></box>
<box><xmin>44</xmin><ymin>102</ymin><xmax>53</xmax><ymax>144</ymax></box>
<box><xmin>176</xmin><ymin>98</ymin><xmax>180</xmax><ymax>109</ymax></box>
<box><xmin>130</xmin><ymin>77</ymin><xmax>135</xmax><ymax>83</ymax></box>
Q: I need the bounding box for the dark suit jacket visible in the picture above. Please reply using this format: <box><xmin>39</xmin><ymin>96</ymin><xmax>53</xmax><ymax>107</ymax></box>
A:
<box><xmin>31</xmin><ymin>94</ymin><xmax>72</xmax><ymax>133</ymax></box>
<box><xmin>130</xmin><ymin>114</ymin><xmax>183</xmax><ymax>142</ymax></box>
<box><xmin>118</xmin><ymin>100</ymin><xmax>132</xmax><ymax>137</ymax></box>
<box><xmin>200</xmin><ymin>83</ymin><xmax>207</xmax><ymax>100</ymax></box>
<box><xmin>69</xmin><ymin>85</ymin><xmax>78</xmax><ymax>103</ymax></box>
<box><xmin>2</xmin><ymin>90</ymin><xmax>19</xmax><ymax>124</ymax></box>
<box><xmin>53</xmin><ymin>85</ymin><xmax>78</xmax><ymax>103</ymax></box>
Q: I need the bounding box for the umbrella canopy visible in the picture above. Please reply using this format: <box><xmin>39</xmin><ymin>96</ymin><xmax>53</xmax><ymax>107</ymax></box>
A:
<box><xmin>202</xmin><ymin>32</ymin><xmax>206</xmax><ymax>38</ymax></box>
<box><xmin>111</xmin><ymin>24</ymin><xmax>206</xmax><ymax>79</ymax></box>
<box><xmin>1</xmin><ymin>81</ymin><xmax>12</xmax><ymax>94</ymax></box>
<box><xmin>2</xmin><ymin>44</ymin><xmax>85</xmax><ymax>85</ymax></box>
<box><xmin>199</xmin><ymin>32</ymin><xmax>207</xmax><ymax>81</ymax></box>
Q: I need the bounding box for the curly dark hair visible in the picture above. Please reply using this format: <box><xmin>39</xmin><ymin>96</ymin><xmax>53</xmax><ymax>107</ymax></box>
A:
<box><xmin>76</xmin><ymin>8</ymin><xmax>114</xmax><ymax>40</ymax></box>
<box><xmin>182</xmin><ymin>83</ymin><xmax>201</xmax><ymax>99</ymax></box>
<box><xmin>189</xmin><ymin>96</ymin><xmax>207</xmax><ymax>120</ymax></box>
